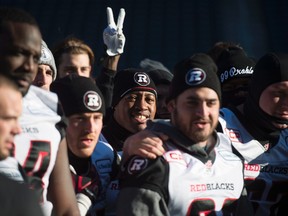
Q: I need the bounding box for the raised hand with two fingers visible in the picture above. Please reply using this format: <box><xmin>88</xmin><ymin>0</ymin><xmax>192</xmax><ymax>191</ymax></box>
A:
<box><xmin>103</xmin><ymin>7</ymin><xmax>126</xmax><ymax>56</ymax></box>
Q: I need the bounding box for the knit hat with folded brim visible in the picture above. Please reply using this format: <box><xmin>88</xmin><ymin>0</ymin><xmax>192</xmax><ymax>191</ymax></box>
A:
<box><xmin>112</xmin><ymin>68</ymin><xmax>157</xmax><ymax>107</ymax></box>
<box><xmin>51</xmin><ymin>74</ymin><xmax>105</xmax><ymax>116</ymax></box>
<box><xmin>168</xmin><ymin>53</ymin><xmax>221</xmax><ymax>102</ymax></box>
<box><xmin>217</xmin><ymin>48</ymin><xmax>255</xmax><ymax>85</ymax></box>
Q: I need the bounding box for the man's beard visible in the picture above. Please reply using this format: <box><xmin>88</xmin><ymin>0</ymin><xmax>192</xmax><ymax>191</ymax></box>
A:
<box><xmin>172</xmin><ymin>108</ymin><xmax>213</xmax><ymax>143</ymax></box>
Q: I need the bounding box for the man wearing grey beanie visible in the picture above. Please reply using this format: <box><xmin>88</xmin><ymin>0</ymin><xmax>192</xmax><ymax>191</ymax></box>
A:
<box><xmin>32</xmin><ymin>40</ymin><xmax>57</xmax><ymax>91</ymax></box>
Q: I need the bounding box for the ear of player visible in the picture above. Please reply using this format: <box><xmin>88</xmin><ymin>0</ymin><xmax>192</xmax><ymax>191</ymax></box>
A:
<box><xmin>103</xmin><ymin>7</ymin><xmax>126</xmax><ymax>56</ymax></box>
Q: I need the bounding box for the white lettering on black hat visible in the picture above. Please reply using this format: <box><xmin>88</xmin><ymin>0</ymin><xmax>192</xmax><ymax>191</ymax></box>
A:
<box><xmin>220</xmin><ymin>66</ymin><xmax>254</xmax><ymax>83</ymax></box>
<box><xmin>83</xmin><ymin>91</ymin><xmax>102</xmax><ymax>111</ymax></box>
<box><xmin>134</xmin><ymin>72</ymin><xmax>151</xmax><ymax>86</ymax></box>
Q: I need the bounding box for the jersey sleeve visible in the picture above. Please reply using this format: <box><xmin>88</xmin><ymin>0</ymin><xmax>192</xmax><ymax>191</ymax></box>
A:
<box><xmin>117</xmin><ymin>155</ymin><xmax>169</xmax><ymax>215</ymax></box>
<box><xmin>116</xmin><ymin>187</ymin><xmax>169</xmax><ymax>216</ymax></box>
<box><xmin>95</xmin><ymin>67</ymin><xmax>116</xmax><ymax>109</ymax></box>
<box><xmin>55</xmin><ymin>102</ymin><xmax>67</xmax><ymax>140</ymax></box>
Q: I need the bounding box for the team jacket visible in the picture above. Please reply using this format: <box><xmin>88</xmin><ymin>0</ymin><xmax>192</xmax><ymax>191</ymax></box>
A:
<box><xmin>68</xmin><ymin>133</ymin><xmax>118</xmax><ymax>216</ymax></box>
<box><xmin>0</xmin><ymin>86</ymin><xmax>62</xmax><ymax>216</ymax></box>
<box><xmin>91</xmin><ymin>134</ymin><xmax>116</xmax><ymax>215</ymax></box>
<box><xmin>101</xmin><ymin>116</ymin><xmax>131</xmax><ymax>215</ymax></box>
<box><xmin>219</xmin><ymin>107</ymin><xmax>288</xmax><ymax>216</ymax></box>
<box><xmin>117</xmin><ymin>120</ymin><xmax>248</xmax><ymax>216</ymax></box>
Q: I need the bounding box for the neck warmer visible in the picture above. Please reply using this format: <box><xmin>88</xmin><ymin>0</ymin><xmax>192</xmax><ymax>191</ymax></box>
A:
<box><xmin>242</xmin><ymin>52</ymin><xmax>288</xmax><ymax>145</ymax></box>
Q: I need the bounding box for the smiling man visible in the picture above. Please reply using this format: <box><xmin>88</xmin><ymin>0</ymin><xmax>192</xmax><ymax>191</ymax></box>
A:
<box><xmin>101</xmin><ymin>68</ymin><xmax>157</xmax><ymax>215</ymax></box>
<box><xmin>102</xmin><ymin>68</ymin><xmax>157</xmax><ymax>150</ymax></box>
<box><xmin>117</xmin><ymin>54</ymin><xmax>251</xmax><ymax>216</ymax></box>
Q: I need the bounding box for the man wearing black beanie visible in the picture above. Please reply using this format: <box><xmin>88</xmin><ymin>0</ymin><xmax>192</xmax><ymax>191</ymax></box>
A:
<box><xmin>218</xmin><ymin>52</ymin><xmax>288</xmax><ymax>215</ymax></box>
<box><xmin>51</xmin><ymin>74</ymin><xmax>112</xmax><ymax>215</ymax></box>
<box><xmin>207</xmin><ymin>42</ymin><xmax>255</xmax><ymax>107</ymax></box>
<box><xmin>103</xmin><ymin>68</ymin><xmax>157</xmax><ymax>150</ymax></box>
<box><xmin>101</xmin><ymin>68</ymin><xmax>158</xmax><ymax>215</ymax></box>
<box><xmin>117</xmin><ymin>53</ymin><xmax>252</xmax><ymax>215</ymax></box>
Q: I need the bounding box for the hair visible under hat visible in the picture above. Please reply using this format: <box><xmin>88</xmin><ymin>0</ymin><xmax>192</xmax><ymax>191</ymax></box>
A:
<box><xmin>112</xmin><ymin>68</ymin><xmax>157</xmax><ymax>107</ymax></box>
<box><xmin>168</xmin><ymin>53</ymin><xmax>221</xmax><ymax>102</ymax></box>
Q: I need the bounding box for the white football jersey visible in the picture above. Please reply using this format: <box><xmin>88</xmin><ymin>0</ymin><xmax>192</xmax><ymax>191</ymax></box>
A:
<box><xmin>219</xmin><ymin>107</ymin><xmax>288</xmax><ymax>216</ymax></box>
<box><xmin>118</xmin><ymin>120</ymin><xmax>245</xmax><ymax>215</ymax></box>
<box><xmin>164</xmin><ymin>134</ymin><xmax>244</xmax><ymax>215</ymax></box>
<box><xmin>14</xmin><ymin>86</ymin><xmax>61</xmax><ymax>215</ymax></box>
